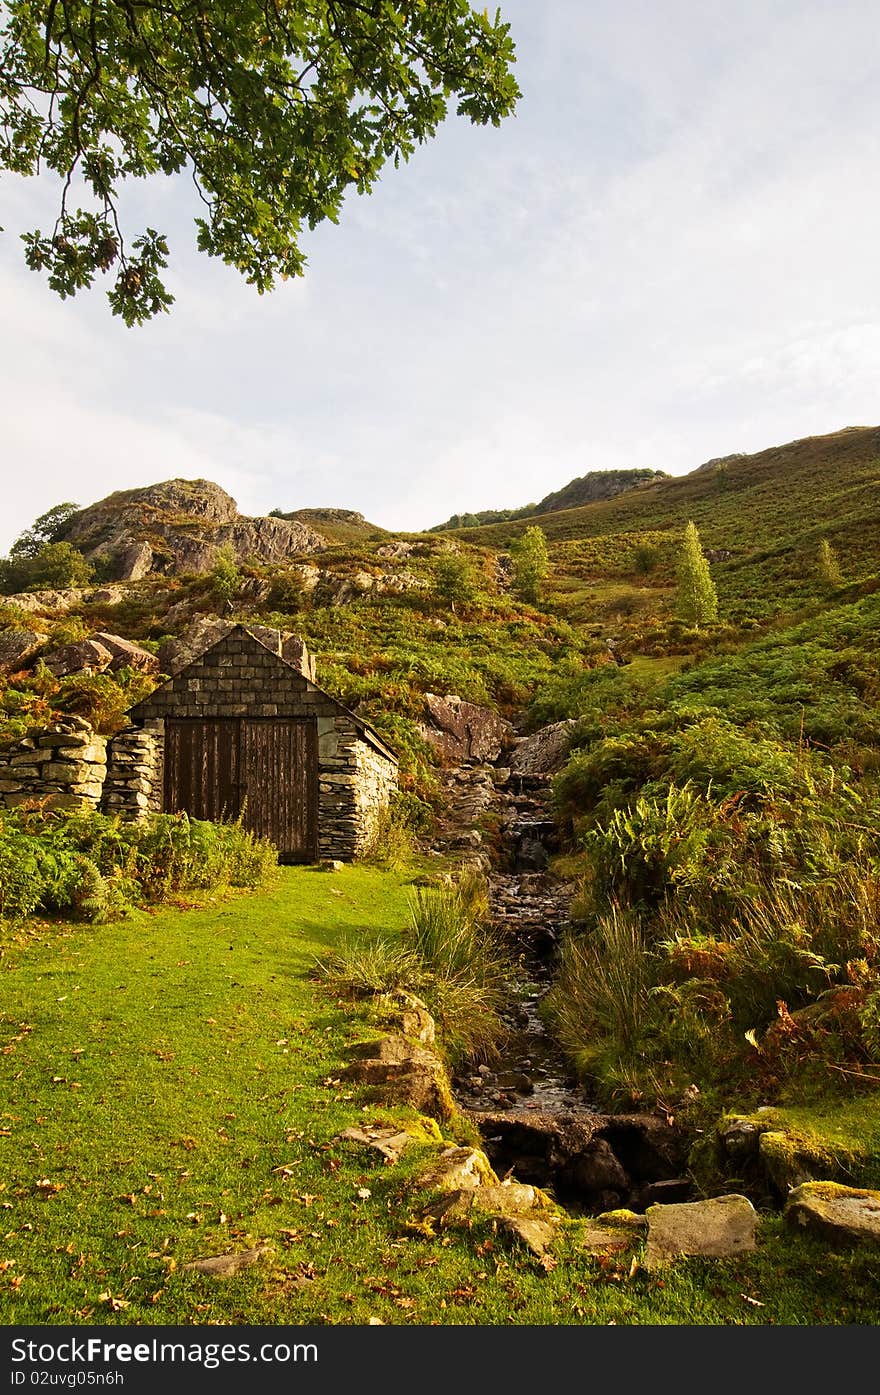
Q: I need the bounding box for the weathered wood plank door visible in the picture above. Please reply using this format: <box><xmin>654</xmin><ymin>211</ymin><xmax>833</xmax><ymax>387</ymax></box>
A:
<box><xmin>164</xmin><ymin>718</ymin><xmax>318</xmax><ymax>862</ymax></box>
<box><xmin>239</xmin><ymin>719</ymin><xmax>318</xmax><ymax>862</ymax></box>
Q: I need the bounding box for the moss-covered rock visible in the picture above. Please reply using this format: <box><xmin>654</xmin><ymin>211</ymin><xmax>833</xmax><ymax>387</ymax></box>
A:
<box><xmin>784</xmin><ymin>1181</ymin><xmax>880</xmax><ymax>1246</ymax></box>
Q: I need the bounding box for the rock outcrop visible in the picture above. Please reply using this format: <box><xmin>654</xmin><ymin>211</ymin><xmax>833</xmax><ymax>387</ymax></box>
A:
<box><xmin>62</xmin><ymin>478</ymin><xmax>326</xmax><ymax>579</ymax></box>
<box><xmin>509</xmin><ymin>720</ymin><xmax>577</xmax><ymax>777</ymax></box>
<box><xmin>419</xmin><ymin>693</ymin><xmax>512</xmax><ymax>766</ymax></box>
<box><xmin>339</xmin><ymin>1034</ymin><xmax>455</xmax><ymax>1122</ymax></box>
<box><xmin>0</xmin><ymin>628</ymin><xmax>48</xmax><ymax>674</ymax></box>
<box><xmin>42</xmin><ymin>632</ymin><xmax>159</xmax><ymax>678</ymax></box>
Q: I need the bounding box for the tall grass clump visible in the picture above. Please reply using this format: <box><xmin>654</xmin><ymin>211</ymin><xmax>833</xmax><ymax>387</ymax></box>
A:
<box><xmin>317</xmin><ymin>869</ymin><xmax>511</xmax><ymax>1066</ymax></box>
<box><xmin>543</xmin><ymin>905</ymin><xmax>659</xmax><ymax>1095</ymax></box>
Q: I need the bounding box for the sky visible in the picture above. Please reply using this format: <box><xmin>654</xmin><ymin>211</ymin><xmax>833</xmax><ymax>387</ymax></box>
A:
<box><xmin>1</xmin><ymin>0</ymin><xmax>879</xmax><ymax>553</ymax></box>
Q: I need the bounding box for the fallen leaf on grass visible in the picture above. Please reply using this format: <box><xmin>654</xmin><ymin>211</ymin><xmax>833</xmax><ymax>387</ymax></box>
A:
<box><xmin>35</xmin><ymin>1179</ymin><xmax>63</xmax><ymax>1196</ymax></box>
<box><xmin>98</xmin><ymin>1292</ymin><xmax>130</xmax><ymax>1311</ymax></box>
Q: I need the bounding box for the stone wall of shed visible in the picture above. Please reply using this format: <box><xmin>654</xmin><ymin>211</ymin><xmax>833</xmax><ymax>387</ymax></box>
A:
<box><xmin>315</xmin><ymin>717</ymin><xmax>397</xmax><ymax>860</ymax></box>
<box><xmin>351</xmin><ymin>738</ymin><xmax>399</xmax><ymax>856</ymax></box>
<box><xmin>102</xmin><ymin>721</ymin><xmax>164</xmax><ymax>818</ymax></box>
<box><xmin>0</xmin><ymin>718</ymin><xmax>107</xmax><ymax>810</ymax></box>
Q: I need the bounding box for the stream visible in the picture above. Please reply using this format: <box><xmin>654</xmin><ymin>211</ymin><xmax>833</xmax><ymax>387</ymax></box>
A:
<box><xmin>449</xmin><ymin>772</ymin><xmax>695</xmax><ymax>1215</ymax></box>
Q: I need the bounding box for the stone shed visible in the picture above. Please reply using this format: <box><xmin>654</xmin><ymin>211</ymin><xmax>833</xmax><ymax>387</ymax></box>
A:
<box><xmin>103</xmin><ymin>625</ymin><xmax>398</xmax><ymax>862</ymax></box>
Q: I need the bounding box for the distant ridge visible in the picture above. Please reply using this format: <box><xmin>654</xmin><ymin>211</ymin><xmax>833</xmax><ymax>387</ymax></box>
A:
<box><xmin>429</xmin><ymin>467</ymin><xmax>668</xmax><ymax>531</ymax></box>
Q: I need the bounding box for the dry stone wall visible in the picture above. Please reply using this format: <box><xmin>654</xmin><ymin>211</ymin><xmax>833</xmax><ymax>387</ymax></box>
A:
<box><xmin>102</xmin><ymin>722</ymin><xmax>164</xmax><ymax>817</ymax></box>
<box><xmin>0</xmin><ymin>717</ymin><xmax>107</xmax><ymax>810</ymax></box>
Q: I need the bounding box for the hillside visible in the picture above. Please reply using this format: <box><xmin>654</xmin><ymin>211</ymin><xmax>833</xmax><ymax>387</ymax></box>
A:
<box><xmin>2</xmin><ymin>423</ymin><xmax>880</xmax><ymax>1326</ymax></box>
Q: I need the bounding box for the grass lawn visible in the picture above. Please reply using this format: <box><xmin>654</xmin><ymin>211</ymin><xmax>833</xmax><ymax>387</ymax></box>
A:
<box><xmin>2</xmin><ymin>867</ymin><xmax>880</xmax><ymax>1327</ymax></box>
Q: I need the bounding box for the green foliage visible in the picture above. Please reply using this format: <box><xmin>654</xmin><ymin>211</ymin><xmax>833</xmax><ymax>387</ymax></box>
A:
<box><xmin>321</xmin><ymin>871</ymin><xmax>510</xmax><ymax>1065</ymax></box>
<box><xmin>265</xmin><ymin>571</ymin><xmax>303</xmax><ymax>612</ymax></box>
<box><xmin>676</xmin><ymin>520</ymin><xmax>718</xmax><ymax>627</ymax></box>
<box><xmin>0</xmin><ymin>540</ymin><xmax>93</xmax><ymax>593</ymax></box>
<box><xmin>509</xmin><ymin>525</ymin><xmax>549</xmax><ymax>603</ymax></box>
<box><xmin>209</xmin><ymin>545</ymin><xmax>241</xmax><ymax>606</ymax></box>
<box><xmin>0</xmin><ymin>807</ymin><xmax>277</xmax><ymax>924</ymax></box>
<box><xmin>544</xmin><ymin>906</ymin><xmax>659</xmax><ymax>1085</ymax></box>
<box><xmin>818</xmin><ymin>537</ymin><xmax>843</xmax><ymax>587</ymax></box>
<box><xmin>5</xmin><ymin>502</ymin><xmax>80</xmax><ymax>559</ymax></box>
<box><xmin>631</xmin><ymin>543</ymin><xmax>661</xmax><ymax>575</ymax></box>
<box><xmin>2</xmin><ymin>0</ymin><xmax>519</xmax><ymax>321</ymax></box>
<box><xmin>432</xmin><ymin>552</ymin><xmax>477</xmax><ymax>610</ymax></box>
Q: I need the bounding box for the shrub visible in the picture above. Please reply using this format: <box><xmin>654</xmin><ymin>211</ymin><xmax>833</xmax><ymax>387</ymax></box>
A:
<box><xmin>676</xmin><ymin>521</ymin><xmax>718</xmax><ymax>628</ymax></box>
<box><xmin>509</xmin><ymin>525</ymin><xmax>549</xmax><ymax>603</ymax></box>
<box><xmin>0</xmin><ymin>808</ymin><xmax>277</xmax><ymax>925</ymax></box>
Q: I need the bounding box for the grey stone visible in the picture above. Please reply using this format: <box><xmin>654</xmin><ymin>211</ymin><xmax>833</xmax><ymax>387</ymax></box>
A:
<box><xmin>91</xmin><ymin>632</ymin><xmax>159</xmax><ymax>675</ymax></box>
<box><xmin>0</xmin><ymin>628</ymin><xmax>47</xmax><ymax>674</ymax></box>
<box><xmin>183</xmin><ymin>1245</ymin><xmax>273</xmax><ymax>1278</ymax></box>
<box><xmin>43</xmin><ymin>638</ymin><xmax>114</xmax><ymax>677</ymax></box>
<box><xmin>509</xmin><ymin>721</ymin><xmax>577</xmax><ymax>776</ymax></box>
<box><xmin>420</xmin><ymin>693</ymin><xmax>512</xmax><ymax>766</ymax></box>
<box><xmin>644</xmin><ymin>1194</ymin><xmax>759</xmax><ymax>1269</ymax></box>
<box><xmin>336</xmin><ymin>1125</ymin><xmax>414</xmax><ymax>1165</ymax></box>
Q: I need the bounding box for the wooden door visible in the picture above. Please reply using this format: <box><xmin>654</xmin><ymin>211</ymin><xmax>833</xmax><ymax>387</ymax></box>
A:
<box><xmin>164</xmin><ymin>718</ymin><xmax>318</xmax><ymax>862</ymax></box>
<box><xmin>239</xmin><ymin>719</ymin><xmax>318</xmax><ymax>862</ymax></box>
<box><xmin>164</xmin><ymin>718</ymin><xmax>241</xmax><ymax>824</ymax></box>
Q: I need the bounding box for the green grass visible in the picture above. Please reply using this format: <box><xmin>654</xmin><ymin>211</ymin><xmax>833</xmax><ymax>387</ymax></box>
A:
<box><xmin>2</xmin><ymin>869</ymin><xmax>880</xmax><ymax>1326</ymax></box>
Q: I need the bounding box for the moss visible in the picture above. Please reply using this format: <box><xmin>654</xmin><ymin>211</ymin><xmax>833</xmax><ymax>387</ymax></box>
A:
<box><xmin>595</xmin><ymin>1208</ymin><xmax>649</xmax><ymax>1232</ymax></box>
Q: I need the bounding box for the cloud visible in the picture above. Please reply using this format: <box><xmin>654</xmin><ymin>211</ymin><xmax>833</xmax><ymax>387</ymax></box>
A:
<box><xmin>2</xmin><ymin>0</ymin><xmax>879</xmax><ymax>551</ymax></box>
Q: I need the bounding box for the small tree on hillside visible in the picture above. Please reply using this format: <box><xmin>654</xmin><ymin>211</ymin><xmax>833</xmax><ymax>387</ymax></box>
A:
<box><xmin>433</xmin><ymin>552</ymin><xmax>477</xmax><ymax>614</ymax></box>
<box><xmin>509</xmin><ymin>525</ymin><xmax>549</xmax><ymax>603</ymax></box>
<box><xmin>676</xmin><ymin>520</ymin><xmax>718</xmax><ymax>628</ymax></box>
<box><xmin>210</xmin><ymin>545</ymin><xmax>241</xmax><ymax>609</ymax></box>
<box><xmin>817</xmin><ymin>538</ymin><xmax>843</xmax><ymax>588</ymax></box>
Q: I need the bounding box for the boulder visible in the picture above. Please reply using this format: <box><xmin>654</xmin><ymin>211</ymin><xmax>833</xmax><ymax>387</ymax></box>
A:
<box><xmin>509</xmin><ymin>721</ymin><xmax>577</xmax><ymax>776</ymax></box>
<box><xmin>91</xmin><ymin>632</ymin><xmax>159</xmax><ymax>675</ymax></box>
<box><xmin>758</xmin><ymin>1130</ymin><xmax>823</xmax><ymax>1194</ymax></box>
<box><xmin>375</xmin><ymin>990</ymin><xmax>436</xmax><ymax>1046</ymax></box>
<box><xmin>784</xmin><ymin>1182</ymin><xmax>880</xmax><ymax>1245</ymax></box>
<box><xmin>420</xmin><ymin>693</ymin><xmax>512</xmax><ymax>766</ymax></box>
<box><xmin>116</xmin><ymin>541</ymin><xmax>154</xmax><ymax>581</ymax></box>
<box><xmin>1</xmin><ymin>588</ymin><xmax>86</xmax><ymax>614</ymax></box>
<box><xmin>498</xmin><ymin>1216</ymin><xmax>558</xmax><ymax>1256</ymax></box>
<box><xmin>416</xmin><ymin>1147</ymin><xmax>498</xmax><ymax>1193</ymax></box>
<box><xmin>43</xmin><ymin>638</ymin><xmax>115</xmax><ymax>677</ymax></box>
<box><xmin>644</xmin><ymin>1194</ymin><xmax>759</xmax><ymax>1270</ymax></box>
<box><xmin>0</xmin><ymin>628</ymin><xmax>47</xmax><ymax>673</ymax></box>
<box><xmin>335</xmin><ymin>1124</ymin><xmax>416</xmax><ymax>1165</ymax></box>
<box><xmin>339</xmin><ymin>1035</ymin><xmax>455</xmax><ymax>1122</ymax></box>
